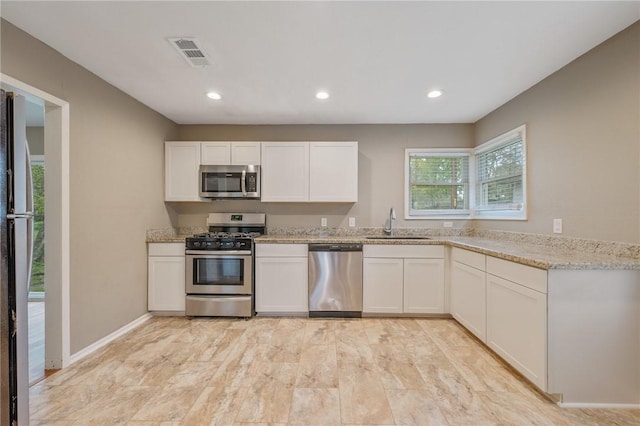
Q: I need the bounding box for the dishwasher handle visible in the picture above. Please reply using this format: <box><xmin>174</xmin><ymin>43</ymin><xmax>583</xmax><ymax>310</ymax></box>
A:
<box><xmin>308</xmin><ymin>243</ymin><xmax>363</xmax><ymax>252</ymax></box>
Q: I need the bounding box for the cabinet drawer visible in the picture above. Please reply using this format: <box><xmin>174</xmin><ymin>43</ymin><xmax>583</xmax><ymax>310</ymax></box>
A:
<box><xmin>255</xmin><ymin>243</ymin><xmax>308</xmax><ymax>257</ymax></box>
<box><xmin>451</xmin><ymin>247</ymin><xmax>485</xmax><ymax>270</ymax></box>
<box><xmin>364</xmin><ymin>244</ymin><xmax>443</xmax><ymax>258</ymax></box>
<box><xmin>148</xmin><ymin>242</ymin><xmax>185</xmax><ymax>256</ymax></box>
<box><xmin>486</xmin><ymin>256</ymin><xmax>547</xmax><ymax>293</ymax></box>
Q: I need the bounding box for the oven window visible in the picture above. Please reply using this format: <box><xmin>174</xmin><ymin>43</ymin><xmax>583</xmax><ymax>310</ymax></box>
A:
<box><xmin>204</xmin><ymin>173</ymin><xmax>241</xmax><ymax>192</ymax></box>
<box><xmin>194</xmin><ymin>258</ymin><xmax>244</xmax><ymax>286</ymax></box>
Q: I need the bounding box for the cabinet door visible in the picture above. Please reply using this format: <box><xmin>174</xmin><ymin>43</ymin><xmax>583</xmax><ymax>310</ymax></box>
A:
<box><xmin>363</xmin><ymin>258</ymin><xmax>403</xmax><ymax>313</ymax></box>
<box><xmin>309</xmin><ymin>142</ymin><xmax>358</xmax><ymax>202</ymax></box>
<box><xmin>450</xmin><ymin>261</ymin><xmax>486</xmax><ymax>341</ymax></box>
<box><xmin>165</xmin><ymin>142</ymin><xmax>201</xmax><ymax>201</ymax></box>
<box><xmin>261</xmin><ymin>142</ymin><xmax>310</xmax><ymax>201</ymax></box>
<box><xmin>487</xmin><ymin>274</ymin><xmax>547</xmax><ymax>390</ymax></box>
<box><xmin>231</xmin><ymin>142</ymin><xmax>261</xmax><ymax>165</ymax></box>
<box><xmin>255</xmin><ymin>257</ymin><xmax>308</xmax><ymax>313</ymax></box>
<box><xmin>403</xmin><ymin>258</ymin><xmax>445</xmax><ymax>314</ymax></box>
<box><xmin>148</xmin><ymin>256</ymin><xmax>185</xmax><ymax>312</ymax></box>
<box><xmin>201</xmin><ymin>142</ymin><xmax>231</xmax><ymax>165</ymax></box>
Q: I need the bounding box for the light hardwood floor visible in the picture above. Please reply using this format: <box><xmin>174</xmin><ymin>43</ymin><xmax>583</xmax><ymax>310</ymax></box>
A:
<box><xmin>29</xmin><ymin>316</ymin><xmax>640</xmax><ymax>425</ymax></box>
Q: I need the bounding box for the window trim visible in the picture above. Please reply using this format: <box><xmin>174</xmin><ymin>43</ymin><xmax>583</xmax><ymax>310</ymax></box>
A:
<box><xmin>473</xmin><ymin>125</ymin><xmax>527</xmax><ymax>220</ymax></box>
<box><xmin>405</xmin><ymin>125</ymin><xmax>527</xmax><ymax>221</ymax></box>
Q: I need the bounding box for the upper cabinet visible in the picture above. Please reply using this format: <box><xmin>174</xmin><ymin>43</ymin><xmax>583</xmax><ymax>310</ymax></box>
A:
<box><xmin>201</xmin><ymin>141</ymin><xmax>261</xmax><ymax>165</ymax></box>
<box><xmin>261</xmin><ymin>142</ymin><xmax>310</xmax><ymax>202</ymax></box>
<box><xmin>309</xmin><ymin>142</ymin><xmax>358</xmax><ymax>202</ymax></box>
<box><xmin>261</xmin><ymin>141</ymin><xmax>358</xmax><ymax>202</ymax></box>
<box><xmin>165</xmin><ymin>142</ymin><xmax>201</xmax><ymax>201</ymax></box>
<box><xmin>165</xmin><ymin>140</ymin><xmax>358</xmax><ymax>202</ymax></box>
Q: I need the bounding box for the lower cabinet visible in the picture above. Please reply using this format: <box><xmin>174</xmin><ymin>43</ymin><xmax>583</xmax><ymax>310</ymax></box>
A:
<box><xmin>148</xmin><ymin>243</ymin><xmax>186</xmax><ymax>312</ymax></box>
<box><xmin>363</xmin><ymin>245</ymin><xmax>445</xmax><ymax>314</ymax></box>
<box><xmin>255</xmin><ymin>244</ymin><xmax>308</xmax><ymax>313</ymax></box>
<box><xmin>404</xmin><ymin>258</ymin><xmax>446</xmax><ymax>314</ymax></box>
<box><xmin>450</xmin><ymin>259</ymin><xmax>487</xmax><ymax>341</ymax></box>
<box><xmin>363</xmin><ymin>257</ymin><xmax>404</xmax><ymax>313</ymax></box>
<box><xmin>486</xmin><ymin>273</ymin><xmax>547</xmax><ymax>390</ymax></box>
<box><xmin>486</xmin><ymin>256</ymin><xmax>548</xmax><ymax>391</ymax></box>
<box><xmin>450</xmin><ymin>247</ymin><xmax>548</xmax><ymax>392</ymax></box>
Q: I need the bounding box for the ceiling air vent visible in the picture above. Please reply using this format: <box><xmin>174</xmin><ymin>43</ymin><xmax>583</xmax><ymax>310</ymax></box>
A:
<box><xmin>168</xmin><ymin>37</ymin><xmax>211</xmax><ymax>67</ymax></box>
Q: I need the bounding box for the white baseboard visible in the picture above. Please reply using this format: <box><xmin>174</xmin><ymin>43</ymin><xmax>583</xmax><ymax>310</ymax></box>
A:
<box><xmin>558</xmin><ymin>402</ymin><xmax>640</xmax><ymax>409</ymax></box>
<box><xmin>68</xmin><ymin>313</ymin><xmax>152</xmax><ymax>365</ymax></box>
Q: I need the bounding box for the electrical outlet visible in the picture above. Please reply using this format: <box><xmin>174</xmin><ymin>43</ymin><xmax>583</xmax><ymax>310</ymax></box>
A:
<box><xmin>349</xmin><ymin>217</ymin><xmax>356</xmax><ymax>227</ymax></box>
<box><xmin>321</xmin><ymin>217</ymin><xmax>327</xmax><ymax>227</ymax></box>
<box><xmin>553</xmin><ymin>218</ymin><xmax>563</xmax><ymax>234</ymax></box>
<box><xmin>443</xmin><ymin>222</ymin><xmax>453</xmax><ymax>228</ymax></box>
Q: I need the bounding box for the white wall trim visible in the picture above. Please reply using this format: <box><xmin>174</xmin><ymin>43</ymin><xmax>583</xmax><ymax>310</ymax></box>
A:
<box><xmin>557</xmin><ymin>402</ymin><xmax>640</xmax><ymax>409</ymax></box>
<box><xmin>68</xmin><ymin>313</ymin><xmax>152</xmax><ymax>365</ymax></box>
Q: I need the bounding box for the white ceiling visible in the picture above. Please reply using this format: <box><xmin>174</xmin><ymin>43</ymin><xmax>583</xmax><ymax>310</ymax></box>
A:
<box><xmin>2</xmin><ymin>1</ymin><xmax>639</xmax><ymax>125</ymax></box>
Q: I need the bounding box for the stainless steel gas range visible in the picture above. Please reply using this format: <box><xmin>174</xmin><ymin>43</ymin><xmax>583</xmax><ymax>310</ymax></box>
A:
<box><xmin>185</xmin><ymin>213</ymin><xmax>266</xmax><ymax>318</ymax></box>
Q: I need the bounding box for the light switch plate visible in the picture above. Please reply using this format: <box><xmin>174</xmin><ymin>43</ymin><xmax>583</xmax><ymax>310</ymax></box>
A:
<box><xmin>553</xmin><ymin>218</ymin><xmax>563</xmax><ymax>234</ymax></box>
<box><xmin>444</xmin><ymin>222</ymin><xmax>453</xmax><ymax>228</ymax></box>
<box><xmin>321</xmin><ymin>217</ymin><xmax>327</xmax><ymax>227</ymax></box>
<box><xmin>349</xmin><ymin>217</ymin><xmax>356</xmax><ymax>227</ymax></box>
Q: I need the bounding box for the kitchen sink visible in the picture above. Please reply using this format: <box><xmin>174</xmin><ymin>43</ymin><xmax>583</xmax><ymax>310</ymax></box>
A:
<box><xmin>365</xmin><ymin>236</ymin><xmax>431</xmax><ymax>240</ymax></box>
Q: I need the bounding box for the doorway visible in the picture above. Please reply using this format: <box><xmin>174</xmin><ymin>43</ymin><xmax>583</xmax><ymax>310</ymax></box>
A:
<box><xmin>1</xmin><ymin>73</ymin><xmax>71</xmax><ymax>376</ymax></box>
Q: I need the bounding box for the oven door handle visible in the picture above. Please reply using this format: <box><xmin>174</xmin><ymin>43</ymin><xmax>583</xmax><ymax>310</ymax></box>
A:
<box><xmin>186</xmin><ymin>250</ymin><xmax>252</xmax><ymax>256</ymax></box>
<box><xmin>241</xmin><ymin>169</ymin><xmax>247</xmax><ymax>196</ymax></box>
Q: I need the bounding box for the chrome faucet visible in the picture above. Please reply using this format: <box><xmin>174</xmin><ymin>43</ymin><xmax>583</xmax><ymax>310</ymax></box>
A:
<box><xmin>383</xmin><ymin>207</ymin><xmax>396</xmax><ymax>236</ymax></box>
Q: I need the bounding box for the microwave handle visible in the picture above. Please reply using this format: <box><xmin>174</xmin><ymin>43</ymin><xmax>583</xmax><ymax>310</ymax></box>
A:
<box><xmin>241</xmin><ymin>169</ymin><xmax>247</xmax><ymax>195</ymax></box>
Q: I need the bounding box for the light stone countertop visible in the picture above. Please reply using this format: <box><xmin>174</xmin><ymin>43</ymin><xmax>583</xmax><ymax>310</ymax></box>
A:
<box><xmin>147</xmin><ymin>228</ymin><xmax>640</xmax><ymax>271</ymax></box>
<box><xmin>255</xmin><ymin>235</ymin><xmax>640</xmax><ymax>271</ymax></box>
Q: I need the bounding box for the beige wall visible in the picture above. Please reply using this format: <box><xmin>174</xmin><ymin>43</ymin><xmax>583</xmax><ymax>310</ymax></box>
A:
<box><xmin>172</xmin><ymin>124</ymin><xmax>474</xmax><ymax>230</ymax></box>
<box><xmin>474</xmin><ymin>21</ymin><xmax>640</xmax><ymax>243</ymax></box>
<box><xmin>1</xmin><ymin>20</ymin><xmax>178</xmax><ymax>353</ymax></box>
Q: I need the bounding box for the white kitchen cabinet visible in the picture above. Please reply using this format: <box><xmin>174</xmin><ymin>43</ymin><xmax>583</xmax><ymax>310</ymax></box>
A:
<box><xmin>148</xmin><ymin>243</ymin><xmax>185</xmax><ymax>313</ymax></box>
<box><xmin>260</xmin><ymin>142</ymin><xmax>310</xmax><ymax>202</ymax></box>
<box><xmin>363</xmin><ymin>257</ymin><xmax>404</xmax><ymax>313</ymax></box>
<box><xmin>309</xmin><ymin>141</ymin><xmax>358</xmax><ymax>202</ymax></box>
<box><xmin>261</xmin><ymin>141</ymin><xmax>358</xmax><ymax>202</ymax></box>
<box><xmin>487</xmin><ymin>273</ymin><xmax>547</xmax><ymax>390</ymax></box>
<box><xmin>255</xmin><ymin>244</ymin><xmax>308</xmax><ymax>313</ymax></box>
<box><xmin>164</xmin><ymin>142</ymin><xmax>201</xmax><ymax>201</ymax></box>
<box><xmin>403</xmin><ymin>258</ymin><xmax>445</xmax><ymax>314</ymax></box>
<box><xmin>231</xmin><ymin>142</ymin><xmax>261</xmax><ymax>165</ymax></box>
<box><xmin>363</xmin><ymin>245</ymin><xmax>445</xmax><ymax>314</ymax></box>
<box><xmin>450</xmin><ymin>248</ymin><xmax>487</xmax><ymax>341</ymax></box>
<box><xmin>201</xmin><ymin>141</ymin><xmax>261</xmax><ymax>165</ymax></box>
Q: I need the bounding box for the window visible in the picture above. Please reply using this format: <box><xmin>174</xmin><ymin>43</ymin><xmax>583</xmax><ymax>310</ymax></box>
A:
<box><xmin>474</xmin><ymin>125</ymin><xmax>526</xmax><ymax>219</ymax></box>
<box><xmin>405</xmin><ymin>125</ymin><xmax>526</xmax><ymax>220</ymax></box>
<box><xmin>406</xmin><ymin>149</ymin><xmax>471</xmax><ymax>217</ymax></box>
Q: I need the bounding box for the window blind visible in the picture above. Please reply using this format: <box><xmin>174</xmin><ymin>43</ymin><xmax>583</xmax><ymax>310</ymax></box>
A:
<box><xmin>408</xmin><ymin>153</ymin><xmax>469</xmax><ymax>213</ymax></box>
<box><xmin>475</xmin><ymin>133</ymin><xmax>524</xmax><ymax>211</ymax></box>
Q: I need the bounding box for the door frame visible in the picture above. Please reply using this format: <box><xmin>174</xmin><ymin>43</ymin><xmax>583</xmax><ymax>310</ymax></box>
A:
<box><xmin>1</xmin><ymin>73</ymin><xmax>71</xmax><ymax>369</ymax></box>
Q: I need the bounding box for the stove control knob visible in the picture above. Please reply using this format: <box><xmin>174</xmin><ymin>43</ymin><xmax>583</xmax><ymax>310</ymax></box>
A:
<box><xmin>214</xmin><ymin>241</ymin><xmax>221</xmax><ymax>248</ymax></box>
<box><xmin>193</xmin><ymin>241</ymin><xmax>201</xmax><ymax>247</ymax></box>
<box><xmin>235</xmin><ymin>241</ymin><xmax>242</xmax><ymax>248</ymax></box>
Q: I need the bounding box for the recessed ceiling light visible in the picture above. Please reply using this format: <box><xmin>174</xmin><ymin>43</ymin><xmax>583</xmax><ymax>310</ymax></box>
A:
<box><xmin>206</xmin><ymin>91</ymin><xmax>222</xmax><ymax>100</ymax></box>
<box><xmin>427</xmin><ymin>89</ymin><xmax>443</xmax><ymax>98</ymax></box>
<box><xmin>316</xmin><ymin>91</ymin><xmax>330</xmax><ymax>100</ymax></box>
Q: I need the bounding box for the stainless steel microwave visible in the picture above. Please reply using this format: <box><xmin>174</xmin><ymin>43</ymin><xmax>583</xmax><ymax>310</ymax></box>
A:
<box><xmin>199</xmin><ymin>164</ymin><xmax>260</xmax><ymax>199</ymax></box>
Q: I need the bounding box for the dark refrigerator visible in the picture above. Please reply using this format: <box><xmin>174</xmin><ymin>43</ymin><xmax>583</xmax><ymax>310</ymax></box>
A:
<box><xmin>1</xmin><ymin>89</ymin><xmax>32</xmax><ymax>425</ymax></box>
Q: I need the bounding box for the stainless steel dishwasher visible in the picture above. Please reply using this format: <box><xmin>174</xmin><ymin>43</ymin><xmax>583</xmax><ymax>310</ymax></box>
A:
<box><xmin>308</xmin><ymin>243</ymin><xmax>363</xmax><ymax>318</ymax></box>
